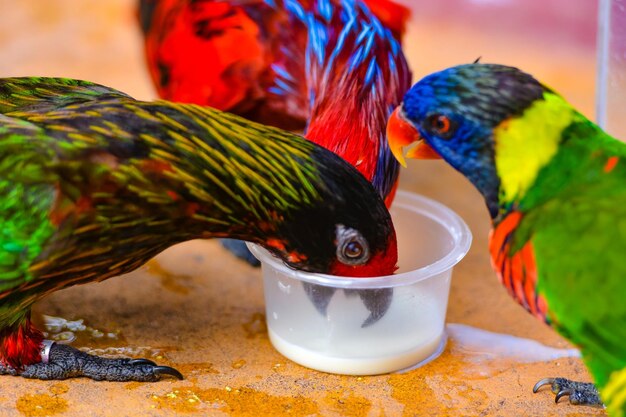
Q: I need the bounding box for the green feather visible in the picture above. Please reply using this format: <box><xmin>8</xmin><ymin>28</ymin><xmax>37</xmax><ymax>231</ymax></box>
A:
<box><xmin>0</xmin><ymin>77</ymin><xmax>395</xmax><ymax>359</ymax></box>
<box><xmin>513</xmin><ymin>119</ymin><xmax>626</xmax><ymax>392</ymax></box>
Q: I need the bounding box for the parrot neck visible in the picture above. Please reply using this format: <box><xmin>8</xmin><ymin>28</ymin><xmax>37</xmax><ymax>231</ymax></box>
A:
<box><xmin>492</xmin><ymin>93</ymin><xmax>577</xmax><ymax>217</ymax></box>
<box><xmin>303</xmin><ymin>60</ymin><xmax>408</xmax><ymax>201</ymax></box>
<box><xmin>305</xmin><ymin>98</ymin><xmax>384</xmax><ymax>184</ymax></box>
<box><xmin>295</xmin><ymin>0</ymin><xmax>410</xmax><ymax>200</ymax></box>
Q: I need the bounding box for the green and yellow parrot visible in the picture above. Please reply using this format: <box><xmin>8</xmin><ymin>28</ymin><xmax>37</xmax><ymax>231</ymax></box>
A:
<box><xmin>387</xmin><ymin>63</ymin><xmax>626</xmax><ymax>415</ymax></box>
<box><xmin>0</xmin><ymin>77</ymin><xmax>397</xmax><ymax>382</ymax></box>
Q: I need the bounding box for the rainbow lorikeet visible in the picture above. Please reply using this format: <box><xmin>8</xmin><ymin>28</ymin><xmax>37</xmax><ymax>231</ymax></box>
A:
<box><xmin>0</xmin><ymin>77</ymin><xmax>397</xmax><ymax>381</ymax></box>
<box><xmin>387</xmin><ymin>63</ymin><xmax>626</xmax><ymax>414</ymax></box>
<box><xmin>139</xmin><ymin>0</ymin><xmax>412</xmax><ymax>258</ymax></box>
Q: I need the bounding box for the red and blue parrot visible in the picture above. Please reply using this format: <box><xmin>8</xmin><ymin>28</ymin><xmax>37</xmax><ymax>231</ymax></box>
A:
<box><xmin>139</xmin><ymin>0</ymin><xmax>412</xmax><ymax>208</ymax></box>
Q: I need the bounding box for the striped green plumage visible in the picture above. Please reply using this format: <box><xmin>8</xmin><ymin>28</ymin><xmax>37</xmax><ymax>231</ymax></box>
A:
<box><xmin>0</xmin><ymin>117</ymin><xmax>56</xmax><ymax>291</ymax></box>
<box><xmin>513</xmin><ymin>118</ymin><xmax>626</xmax><ymax>391</ymax></box>
<box><xmin>0</xmin><ymin>77</ymin><xmax>396</xmax><ymax>370</ymax></box>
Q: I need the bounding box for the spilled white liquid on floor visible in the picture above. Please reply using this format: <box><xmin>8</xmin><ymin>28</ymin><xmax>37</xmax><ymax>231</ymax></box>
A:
<box><xmin>81</xmin><ymin>346</ymin><xmax>162</xmax><ymax>359</ymax></box>
<box><xmin>447</xmin><ymin>323</ymin><xmax>580</xmax><ymax>364</ymax></box>
<box><xmin>41</xmin><ymin>314</ymin><xmax>161</xmax><ymax>358</ymax></box>
<box><xmin>42</xmin><ymin>314</ymin><xmax>119</xmax><ymax>344</ymax></box>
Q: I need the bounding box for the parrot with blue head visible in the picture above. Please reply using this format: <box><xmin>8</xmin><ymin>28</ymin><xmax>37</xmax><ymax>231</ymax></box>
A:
<box><xmin>387</xmin><ymin>63</ymin><xmax>626</xmax><ymax>415</ymax></box>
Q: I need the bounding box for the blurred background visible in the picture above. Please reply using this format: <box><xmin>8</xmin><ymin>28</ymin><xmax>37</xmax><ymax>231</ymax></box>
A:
<box><xmin>0</xmin><ymin>0</ymin><xmax>598</xmax><ymax>116</ymax></box>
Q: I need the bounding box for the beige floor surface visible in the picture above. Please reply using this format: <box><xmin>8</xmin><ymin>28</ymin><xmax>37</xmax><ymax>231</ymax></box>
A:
<box><xmin>0</xmin><ymin>1</ymin><xmax>608</xmax><ymax>416</ymax></box>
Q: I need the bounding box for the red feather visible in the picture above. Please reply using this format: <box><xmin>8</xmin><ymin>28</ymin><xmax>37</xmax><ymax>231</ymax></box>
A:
<box><xmin>489</xmin><ymin>211</ymin><xmax>548</xmax><ymax>322</ymax></box>
<box><xmin>0</xmin><ymin>318</ymin><xmax>44</xmax><ymax>369</ymax></box>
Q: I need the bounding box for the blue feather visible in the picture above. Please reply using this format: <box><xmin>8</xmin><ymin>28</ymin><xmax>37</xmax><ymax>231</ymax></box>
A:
<box><xmin>363</xmin><ymin>31</ymin><xmax>376</xmax><ymax>55</ymax></box>
<box><xmin>356</xmin><ymin>0</ymin><xmax>372</xmax><ymax>16</ymax></box>
<box><xmin>271</xmin><ymin>64</ymin><xmax>295</xmax><ymax>82</ymax></box>
<box><xmin>388</xmin><ymin>52</ymin><xmax>396</xmax><ymax>72</ymax></box>
<box><xmin>371</xmin><ymin>13</ymin><xmax>385</xmax><ymax>36</ymax></box>
<box><xmin>317</xmin><ymin>0</ymin><xmax>333</xmax><ymax>22</ymax></box>
<box><xmin>364</xmin><ymin>58</ymin><xmax>378</xmax><ymax>86</ymax></box>
<box><xmin>355</xmin><ymin>23</ymin><xmax>372</xmax><ymax>45</ymax></box>
<box><xmin>389</xmin><ymin>36</ymin><xmax>400</xmax><ymax>56</ymax></box>
<box><xmin>268</xmin><ymin>86</ymin><xmax>285</xmax><ymax>96</ymax></box>
<box><xmin>341</xmin><ymin>1</ymin><xmax>357</xmax><ymax>26</ymax></box>
<box><xmin>274</xmin><ymin>77</ymin><xmax>295</xmax><ymax>94</ymax></box>
<box><xmin>279</xmin><ymin>45</ymin><xmax>293</xmax><ymax>59</ymax></box>
<box><xmin>307</xmin><ymin>16</ymin><xmax>326</xmax><ymax>65</ymax></box>
<box><xmin>285</xmin><ymin>0</ymin><xmax>306</xmax><ymax>22</ymax></box>
<box><xmin>324</xmin><ymin>26</ymin><xmax>351</xmax><ymax>80</ymax></box>
<box><xmin>348</xmin><ymin>46</ymin><xmax>366</xmax><ymax>72</ymax></box>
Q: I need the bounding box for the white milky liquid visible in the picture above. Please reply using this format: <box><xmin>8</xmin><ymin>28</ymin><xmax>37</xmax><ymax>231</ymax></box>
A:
<box><xmin>265</xmin><ymin>279</ymin><xmax>450</xmax><ymax>375</ymax></box>
<box><xmin>268</xmin><ymin>327</ymin><xmax>444</xmax><ymax>375</ymax></box>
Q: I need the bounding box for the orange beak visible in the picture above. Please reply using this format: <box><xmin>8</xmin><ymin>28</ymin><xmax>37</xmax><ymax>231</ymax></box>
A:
<box><xmin>387</xmin><ymin>107</ymin><xmax>441</xmax><ymax>167</ymax></box>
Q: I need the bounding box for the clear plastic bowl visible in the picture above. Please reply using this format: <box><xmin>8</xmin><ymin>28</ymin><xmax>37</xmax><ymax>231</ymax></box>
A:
<box><xmin>247</xmin><ymin>190</ymin><xmax>472</xmax><ymax>375</ymax></box>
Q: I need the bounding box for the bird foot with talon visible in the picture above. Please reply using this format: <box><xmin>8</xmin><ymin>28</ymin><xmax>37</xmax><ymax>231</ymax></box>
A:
<box><xmin>0</xmin><ymin>341</ymin><xmax>183</xmax><ymax>382</ymax></box>
<box><xmin>533</xmin><ymin>377</ymin><xmax>603</xmax><ymax>406</ymax></box>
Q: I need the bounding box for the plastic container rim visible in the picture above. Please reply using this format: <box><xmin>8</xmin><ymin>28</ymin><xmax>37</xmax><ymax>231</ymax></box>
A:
<box><xmin>247</xmin><ymin>190</ymin><xmax>472</xmax><ymax>289</ymax></box>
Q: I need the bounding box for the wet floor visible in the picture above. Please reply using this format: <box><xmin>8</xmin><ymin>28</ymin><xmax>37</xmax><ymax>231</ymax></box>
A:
<box><xmin>0</xmin><ymin>0</ymin><xmax>606</xmax><ymax>416</ymax></box>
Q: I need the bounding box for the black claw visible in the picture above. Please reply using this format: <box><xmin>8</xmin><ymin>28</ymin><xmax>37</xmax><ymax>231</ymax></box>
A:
<box><xmin>555</xmin><ymin>389</ymin><xmax>571</xmax><ymax>404</ymax></box>
<box><xmin>533</xmin><ymin>377</ymin><xmax>603</xmax><ymax>407</ymax></box>
<box><xmin>533</xmin><ymin>377</ymin><xmax>555</xmax><ymax>393</ymax></box>
<box><xmin>359</xmin><ymin>288</ymin><xmax>393</xmax><ymax>327</ymax></box>
<box><xmin>153</xmin><ymin>366</ymin><xmax>184</xmax><ymax>380</ymax></box>
<box><xmin>129</xmin><ymin>358</ymin><xmax>157</xmax><ymax>366</ymax></box>
<box><xmin>302</xmin><ymin>282</ymin><xmax>336</xmax><ymax>316</ymax></box>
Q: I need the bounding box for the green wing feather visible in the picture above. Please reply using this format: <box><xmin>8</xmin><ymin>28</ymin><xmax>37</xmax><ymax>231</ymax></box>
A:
<box><xmin>0</xmin><ymin>77</ymin><xmax>130</xmax><ymax>115</ymax></box>
<box><xmin>0</xmin><ymin>77</ymin><xmax>325</xmax><ymax>298</ymax></box>
<box><xmin>515</xmin><ymin>118</ymin><xmax>626</xmax><ymax>395</ymax></box>
<box><xmin>0</xmin><ymin>77</ymin><xmax>393</xmax><ymax>336</ymax></box>
<box><xmin>0</xmin><ymin>115</ymin><xmax>56</xmax><ymax>292</ymax></box>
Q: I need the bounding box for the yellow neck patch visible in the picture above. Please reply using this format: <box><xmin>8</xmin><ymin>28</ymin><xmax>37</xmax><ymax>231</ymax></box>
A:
<box><xmin>603</xmin><ymin>367</ymin><xmax>626</xmax><ymax>417</ymax></box>
<box><xmin>493</xmin><ymin>93</ymin><xmax>576</xmax><ymax>204</ymax></box>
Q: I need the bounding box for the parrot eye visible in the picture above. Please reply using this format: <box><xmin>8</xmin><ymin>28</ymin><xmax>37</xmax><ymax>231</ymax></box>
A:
<box><xmin>424</xmin><ymin>114</ymin><xmax>456</xmax><ymax>139</ymax></box>
<box><xmin>344</xmin><ymin>241</ymin><xmax>363</xmax><ymax>258</ymax></box>
<box><xmin>335</xmin><ymin>224</ymin><xmax>370</xmax><ymax>265</ymax></box>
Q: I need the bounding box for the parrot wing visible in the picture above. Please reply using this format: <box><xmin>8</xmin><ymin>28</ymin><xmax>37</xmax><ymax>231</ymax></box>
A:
<box><xmin>0</xmin><ymin>115</ymin><xmax>57</xmax><ymax>293</ymax></box>
<box><xmin>0</xmin><ymin>77</ymin><xmax>131</xmax><ymax>115</ymax></box>
<box><xmin>141</xmin><ymin>0</ymin><xmax>309</xmax><ymax>129</ymax></box>
<box><xmin>528</xmin><ymin>192</ymin><xmax>626</xmax><ymax>389</ymax></box>
<box><xmin>513</xmin><ymin>128</ymin><xmax>626</xmax><ymax>390</ymax></box>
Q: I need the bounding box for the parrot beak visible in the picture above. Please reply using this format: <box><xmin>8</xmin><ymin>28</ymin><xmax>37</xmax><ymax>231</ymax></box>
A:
<box><xmin>387</xmin><ymin>107</ymin><xmax>441</xmax><ymax>167</ymax></box>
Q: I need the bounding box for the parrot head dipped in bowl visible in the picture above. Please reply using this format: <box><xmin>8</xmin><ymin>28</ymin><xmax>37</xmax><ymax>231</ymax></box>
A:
<box><xmin>0</xmin><ymin>76</ymin><xmax>398</xmax><ymax>382</ymax></box>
